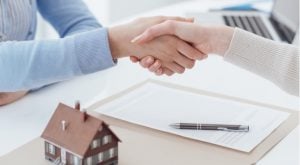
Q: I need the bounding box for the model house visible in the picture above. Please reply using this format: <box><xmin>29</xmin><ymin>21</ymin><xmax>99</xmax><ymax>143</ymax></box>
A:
<box><xmin>41</xmin><ymin>102</ymin><xmax>120</xmax><ymax>165</ymax></box>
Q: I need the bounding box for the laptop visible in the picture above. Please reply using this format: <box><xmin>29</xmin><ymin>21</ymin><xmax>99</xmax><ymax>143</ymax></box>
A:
<box><xmin>187</xmin><ymin>0</ymin><xmax>299</xmax><ymax>44</ymax></box>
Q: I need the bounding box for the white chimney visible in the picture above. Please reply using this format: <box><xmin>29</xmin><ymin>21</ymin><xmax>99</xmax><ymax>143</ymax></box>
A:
<box><xmin>61</xmin><ymin>120</ymin><xmax>66</xmax><ymax>131</ymax></box>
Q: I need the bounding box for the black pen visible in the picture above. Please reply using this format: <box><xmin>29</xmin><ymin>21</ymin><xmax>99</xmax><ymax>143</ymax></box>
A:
<box><xmin>170</xmin><ymin>123</ymin><xmax>249</xmax><ymax>132</ymax></box>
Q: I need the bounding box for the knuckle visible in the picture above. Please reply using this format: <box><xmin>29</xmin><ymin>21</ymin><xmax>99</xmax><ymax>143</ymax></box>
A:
<box><xmin>187</xmin><ymin>61</ymin><xmax>195</xmax><ymax>69</ymax></box>
<box><xmin>150</xmin><ymin>66</ymin><xmax>156</xmax><ymax>71</ymax></box>
<box><xmin>140</xmin><ymin>63</ymin><xmax>147</xmax><ymax>68</ymax></box>
<box><xmin>164</xmin><ymin>20</ymin><xmax>175</xmax><ymax>29</ymax></box>
<box><xmin>166</xmin><ymin>20</ymin><xmax>177</xmax><ymax>33</ymax></box>
<box><xmin>140</xmin><ymin>61</ymin><xmax>149</xmax><ymax>68</ymax></box>
<box><xmin>154</xmin><ymin>61</ymin><xmax>161</xmax><ymax>68</ymax></box>
<box><xmin>189</xmin><ymin>53</ymin><xmax>198</xmax><ymax>60</ymax></box>
<box><xmin>185</xmin><ymin>48</ymin><xmax>199</xmax><ymax>60</ymax></box>
<box><xmin>178</xmin><ymin>68</ymin><xmax>185</xmax><ymax>74</ymax></box>
<box><xmin>149</xmin><ymin>65</ymin><xmax>156</xmax><ymax>71</ymax></box>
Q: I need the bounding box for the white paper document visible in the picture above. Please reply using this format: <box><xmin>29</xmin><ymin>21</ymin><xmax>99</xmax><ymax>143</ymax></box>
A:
<box><xmin>94</xmin><ymin>82</ymin><xmax>290</xmax><ymax>152</ymax></box>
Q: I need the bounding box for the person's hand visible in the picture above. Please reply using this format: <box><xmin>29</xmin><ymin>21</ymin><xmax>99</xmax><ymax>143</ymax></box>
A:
<box><xmin>132</xmin><ymin>20</ymin><xmax>234</xmax><ymax>56</ymax></box>
<box><xmin>108</xmin><ymin>16</ymin><xmax>206</xmax><ymax>74</ymax></box>
<box><xmin>0</xmin><ymin>91</ymin><xmax>28</xmax><ymax>106</ymax></box>
<box><xmin>131</xmin><ymin>21</ymin><xmax>234</xmax><ymax>75</ymax></box>
<box><xmin>130</xmin><ymin>56</ymin><xmax>165</xmax><ymax>75</ymax></box>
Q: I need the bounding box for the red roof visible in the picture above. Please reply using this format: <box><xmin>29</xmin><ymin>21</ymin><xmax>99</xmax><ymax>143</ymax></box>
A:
<box><xmin>41</xmin><ymin>103</ymin><xmax>120</xmax><ymax>157</ymax></box>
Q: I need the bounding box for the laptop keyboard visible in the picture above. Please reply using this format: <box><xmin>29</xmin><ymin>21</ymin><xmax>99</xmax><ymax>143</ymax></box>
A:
<box><xmin>223</xmin><ymin>15</ymin><xmax>273</xmax><ymax>40</ymax></box>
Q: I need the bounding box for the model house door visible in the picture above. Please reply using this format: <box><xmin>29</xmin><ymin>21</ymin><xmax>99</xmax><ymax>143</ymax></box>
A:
<box><xmin>61</xmin><ymin>148</ymin><xmax>66</xmax><ymax>164</ymax></box>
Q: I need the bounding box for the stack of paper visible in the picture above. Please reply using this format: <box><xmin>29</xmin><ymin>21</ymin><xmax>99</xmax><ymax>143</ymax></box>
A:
<box><xmin>94</xmin><ymin>82</ymin><xmax>289</xmax><ymax>152</ymax></box>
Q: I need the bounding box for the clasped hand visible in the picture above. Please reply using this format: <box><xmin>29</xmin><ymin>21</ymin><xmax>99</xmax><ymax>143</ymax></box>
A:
<box><xmin>126</xmin><ymin>17</ymin><xmax>233</xmax><ymax>75</ymax></box>
<box><xmin>108</xmin><ymin>16</ymin><xmax>207</xmax><ymax>76</ymax></box>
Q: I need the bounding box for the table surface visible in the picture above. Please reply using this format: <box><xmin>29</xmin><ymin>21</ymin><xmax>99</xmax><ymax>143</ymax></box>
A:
<box><xmin>0</xmin><ymin>0</ymin><xmax>299</xmax><ymax>165</ymax></box>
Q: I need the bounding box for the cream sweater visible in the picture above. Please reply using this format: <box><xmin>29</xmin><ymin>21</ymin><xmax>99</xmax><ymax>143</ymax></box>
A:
<box><xmin>224</xmin><ymin>28</ymin><xmax>299</xmax><ymax>96</ymax></box>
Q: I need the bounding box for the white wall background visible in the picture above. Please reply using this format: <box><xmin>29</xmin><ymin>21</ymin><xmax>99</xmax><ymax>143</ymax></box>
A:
<box><xmin>108</xmin><ymin>0</ymin><xmax>183</xmax><ymax>22</ymax></box>
<box><xmin>36</xmin><ymin>0</ymin><xmax>187</xmax><ymax>39</ymax></box>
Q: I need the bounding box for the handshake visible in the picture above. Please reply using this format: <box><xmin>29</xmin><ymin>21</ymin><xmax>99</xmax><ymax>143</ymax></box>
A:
<box><xmin>0</xmin><ymin>16</ymin><xmax>235</xmax><ymax>106</ymax></box>
<box><xmin>108</xmin><ymin>16</ymin><xmax>234</xmax><ymax>76</ymax></box>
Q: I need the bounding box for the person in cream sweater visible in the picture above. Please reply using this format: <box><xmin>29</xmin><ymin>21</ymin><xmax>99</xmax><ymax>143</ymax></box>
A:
<box><xmin>131</xmin><ymin>20</ymin><xmax>299</xmax><ymax>96</ymax></box>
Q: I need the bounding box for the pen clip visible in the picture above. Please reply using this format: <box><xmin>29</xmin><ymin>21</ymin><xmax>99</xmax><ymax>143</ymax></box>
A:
<box><xmin>217</xmin><ymin>127</ymin><xmax>249</xmax><ymax>132</ymax></box>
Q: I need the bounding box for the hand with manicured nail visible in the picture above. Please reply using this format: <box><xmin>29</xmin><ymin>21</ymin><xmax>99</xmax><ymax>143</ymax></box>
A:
<box><xmin>130</xmin><ymin>20</ymin><xmax>235</xmax><ymax>75</ymax></box>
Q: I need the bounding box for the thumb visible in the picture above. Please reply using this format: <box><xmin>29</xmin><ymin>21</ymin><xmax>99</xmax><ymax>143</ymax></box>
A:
<box><xmin>131</xmin><ymin>17</ymin><xmax>194</xmax><ymax>44</ymax></box>
<box><xmin>131</xmin><ymin>20</ymin><xmax>178</xmax><ymax>44</ymax></box>
<box><xmin>164</xmin><ymin>16</ymin><xmax>194</xmax><ymax>23</ymax></box>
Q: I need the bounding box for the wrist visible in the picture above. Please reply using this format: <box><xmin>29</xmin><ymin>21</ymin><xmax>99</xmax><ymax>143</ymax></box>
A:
<box><xmin>108</xmin><ymin>25</ymin><xmax>133</xmax><ymax>59</ymax></box>
<box><xmin>108</xmin><ymin>26</ymin><xmax>123</xmax><ymax>59</ymax></box>
<box><xmin>108</xmin><ymin>22</ymin><xmax>146</xmax><ymax>59</ymax></box>
<box><xmin>205</xmin><ymin>26</ymin><xmax>234</xmax><ymax>56</ymax></box>
<box><xmin>218</xmin><ymin>26</ymin><xmax>234</xmax><ymax>56</ymax></box>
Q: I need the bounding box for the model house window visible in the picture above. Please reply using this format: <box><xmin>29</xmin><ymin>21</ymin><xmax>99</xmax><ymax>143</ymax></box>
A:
<box><xmin>86</xmin><ymin>156</ymin><xmax>93</xmax><ymax>165</ymax></box>
<box><xmin>69</xmin><ymin>154</ymin><xmax>81</xmax><ymax>165</ymax></box>
<box><xmin>85</xmin><ymin>155</ymin><xmax>98</xmax><ymax>165</ymax></box>
<box><xmin>74</xmin><ymin>156</ymin><xmax>81</xmax><ymax>165</ymax></box>
<box><xmin>109</xmin><ymin>147</ymin><xmax>118</xmax><ymax>158</ymax></box>
<box><xmin>90</xmin><ymin>138</ymin><xmax>101</xmax><ymax>149</ymax></box>
<box><xmin>109</xmin><ymin>148</ymin><xmax>115</xmax><ymax>158</ymax></box>
<box><xmin>102</xmin><ymin>135</ymin><xmax>112</xmax><ymax>145</ymax></box>
<box><xmin>49</xmin><ymin>144</ymin><xmax>55</xmax><ymax>155</ymax></box>
<box><xmin>45</xmin><ymin>142</ymin><xmax>56</xmax><ymax>155</ymax></box>
<box><xmin>98</xmin><ymin>152</ymin><xmax>103</xmax><ymax>163</ymax></box>
<box><xmin>103</xmin><ymin>150</ymin><xmax>110</xmax><ymax>161</ymax></box>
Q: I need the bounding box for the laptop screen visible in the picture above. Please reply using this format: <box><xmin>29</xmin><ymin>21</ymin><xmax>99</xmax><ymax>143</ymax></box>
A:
<box><xmin>271</xmin><ymin>0</ymin><xmax>299</xmax><ymax>32</ymax></box>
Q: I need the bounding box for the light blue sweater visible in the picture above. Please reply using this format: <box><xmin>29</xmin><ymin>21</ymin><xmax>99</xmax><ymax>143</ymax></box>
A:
<box><xmin>0</xmin><ymin>0</ymin><xmax>115</xmax><ymax>92</ymax></box>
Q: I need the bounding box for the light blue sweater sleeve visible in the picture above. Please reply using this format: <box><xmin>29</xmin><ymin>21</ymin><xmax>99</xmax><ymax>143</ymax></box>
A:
<box><xmin>0</xmin><ymin>0</ymin><xmax>115</xmax><ymax>92</ymax></box>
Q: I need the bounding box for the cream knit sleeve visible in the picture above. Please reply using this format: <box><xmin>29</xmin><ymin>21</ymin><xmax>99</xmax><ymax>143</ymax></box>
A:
<box><xmin>224</xmin><ymin>28</ymin><xmax>299</xmax><ymax>96</ymax></box>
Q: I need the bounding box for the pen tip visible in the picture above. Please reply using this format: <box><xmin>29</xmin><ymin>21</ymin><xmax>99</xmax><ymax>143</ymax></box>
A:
<box><xmin>169</xmin><ymin>123</ymin><xmax>179</xmax><ymax>128</ymax></box>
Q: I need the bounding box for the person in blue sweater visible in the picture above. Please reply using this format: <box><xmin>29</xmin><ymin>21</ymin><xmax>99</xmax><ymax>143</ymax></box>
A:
<box><xmin>0</xmin><ymin>0</ymin><xmax>205</xmax><ymax>105</ymax></box>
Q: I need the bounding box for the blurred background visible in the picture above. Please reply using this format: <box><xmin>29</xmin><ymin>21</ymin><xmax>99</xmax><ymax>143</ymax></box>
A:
<box><xmin>36</xmin><ymin>0</ymin><xmax>189</xmax><ymax>39</ymax></box>
<box><xmin>36</xmin><ymin>0</ymin><xmax>273</xmax><ymax>39</ymax></box>
<box><xmin>40</xmin><ymin>0</ymin><xmax>269</xmax><ymax>37</ymax></box>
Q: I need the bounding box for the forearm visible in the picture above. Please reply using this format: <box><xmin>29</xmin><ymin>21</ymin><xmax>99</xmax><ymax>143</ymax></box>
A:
<box><xmin>0</xmin><ymin>28</ymin><xmax>115</xmax><ymax>92</ymax></box>
<box><xmin>224</xmin><ymin>28</ymin><xmax>299</xmax><ymax>96</ymax></box>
